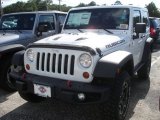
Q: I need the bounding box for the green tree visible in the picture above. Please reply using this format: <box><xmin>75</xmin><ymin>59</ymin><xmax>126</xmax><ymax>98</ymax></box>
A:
<box><xmin>23</xmin><ymin>2</ymin><xmax>34</xmax><ymax>11</ymax></box>
<box><xmin>46</xmin><ymin>0</ymin><xmax>53</xmax><ymax>5</ymax></box>
<box><xmin>87</xmin><ymin>1</ymin><xmax>96</xmax><ymax>6</ymax></box>
<box><xmin>77</xmin><ymin>1</ymin><xmax>97</xmax><ymax>7</ymax></box>
<box><xmin>146</xmin><ymin>2</ymin><xmax>160</xmax><ymax>17</ymax></box>
<box><xmin>28</xmin><ymin>0</ymin><xmax>39</xmax><ymax>11</ymax></box>
<box><xmin>77</xmin><ymin>3</ymin><xmax>86</xmax><ymax>7</ymax></box>
<box><xmin>114</xmin><ymin>0</ymin><xmax>122</xmax><ymax>5</ymax></box>
<box><xmin>3</xmin><ymin>0</ymin><xmax>71</xmax><ymax>13</ymax></box>
<box><xmin>3</xmin><ymin>2</ymin><xmax>26</xmax><ymax>13</ymax></box>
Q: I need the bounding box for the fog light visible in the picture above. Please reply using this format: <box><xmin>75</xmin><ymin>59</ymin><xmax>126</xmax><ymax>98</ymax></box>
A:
<box><xmin>77</xmin><ymin>93</ymin><xmax>86</xmax><ymax>101</ymax></box>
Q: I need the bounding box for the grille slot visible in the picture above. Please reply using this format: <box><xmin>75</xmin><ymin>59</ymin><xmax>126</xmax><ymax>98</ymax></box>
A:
<box><xmin>58</xmin><ymin>54</ymin><xmax>62</xmax><ymax>73</ymax></box>
<box><xmin>70</xmin><ymin>55</ymin><xmax>75</xmax><ymax>75</ymax></box>
<box><xmin>52</xmin><ymin>54</ymin><xmax>56</xmax><ymax>72</ymax></box>
<box><xmin>36</xmin><ymin>52</ymin><xmax>40</xmax><ymax>70</ymax></box>
<box><xmin>64</xmin><ymin>55</ymin><xmax>68</xmax><ymax>74</ymax></box>
<box><xmin>47</xmin><ymin>53</ymin><xmax>50</xmax><ymax>72</ymax></box>
<box><xmin>41</xmin><ymin>53</ymin><xmax>45</xmax><ymax>71</ymax></box>
<box><xmin>36</xmin><ymin>52</ymin><xmax>75</xmax><ymax>75</ymax></box>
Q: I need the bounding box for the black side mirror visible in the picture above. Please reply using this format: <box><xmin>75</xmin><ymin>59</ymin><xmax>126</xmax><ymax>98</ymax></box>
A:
<box><xmin>135</xmin><ymin>23</ymin><xmax>146</xmax><ymax>33</ymax></box>
<box><xmin>38</xmin><ymin>24</ymin><xmax>48</xmax><ymax>32</ymax></box>
<box><xmin>37</xmin><ymin>23</ymin><xmax>49</xmax><ymax>36</ymax></box>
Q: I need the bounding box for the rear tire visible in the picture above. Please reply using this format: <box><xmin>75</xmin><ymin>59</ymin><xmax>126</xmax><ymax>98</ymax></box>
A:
<box><xmin>137</xmin><ymin>49</ymin><xmax>151</xmax><ymax>79</ymax></box>
<box><xmin>101</xmin><ymin>71</ymin><xmax>131</xmax><ymax>120</ymax></box>
<box><xmin>0</xmin><ymin>57</ymin><xmax>16</xmax><ymax>92</ymax></box>
<box><xmin>18</xmin><ymin>91</ymin><xmax>45</xmax><ymax>103</ymax></box>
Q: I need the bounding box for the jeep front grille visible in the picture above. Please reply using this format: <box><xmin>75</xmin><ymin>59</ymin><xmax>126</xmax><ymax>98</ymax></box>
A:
<box><xmin>36</xmin><ymin>52</ymin><xmax>75</xmax><ymax>75</ymax></box>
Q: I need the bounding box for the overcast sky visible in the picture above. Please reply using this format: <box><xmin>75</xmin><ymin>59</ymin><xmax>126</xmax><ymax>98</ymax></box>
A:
<box><xmin>1</xmin><ymin>0</ymin><xmax>160</xmax><ymax>9</ymax></box>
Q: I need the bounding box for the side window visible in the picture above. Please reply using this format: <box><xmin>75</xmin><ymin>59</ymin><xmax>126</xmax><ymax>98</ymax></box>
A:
<box><xmin>143</xmin><ymin>11</ymin><xmax>149</xmax><ymax>27</ymax></box>
<box><xmin>155</xmin><ymin>19</ymin><xmax>160</xmax><ymax>28</ymax></box>
<box><xmin>57</xmin><ymin>14</ymin><xmax>66</xmax><ymax>25</ymax></box>
<box><xmin>39</xmin><ymin>15</ymin><xmax>55</xmax><ymax>30</ymax></box>
<box><xmin>133</xmin><ymin>10</ymin><xmax>141</xmax><ymax>28</ymax></box>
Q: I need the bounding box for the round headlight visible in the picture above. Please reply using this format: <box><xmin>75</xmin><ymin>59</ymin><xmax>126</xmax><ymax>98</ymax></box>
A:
<box><xmin>79</xmin><ymin>53</ymin><xmax>92</xmax><ymax>68</ymax></box>
<box><xmin>26</xmin><ymin>49</ymin><xmax>35</xmax><ymax>62</ymax></box>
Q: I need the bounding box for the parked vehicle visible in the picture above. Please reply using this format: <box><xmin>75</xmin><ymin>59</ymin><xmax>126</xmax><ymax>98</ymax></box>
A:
<box><xmin>0</xmin><ymin>11</ymin><xmax>67</xmax><ymax>91</ymax></box>
<box><xmin>149</xmin><ymin>17</ymin><xmax>160</xmax><ymax>42</ymax></box>
<box><xmin>11</xmin><ymin>5</ymin><xmax>152</xmax><ymax>120</ymax></box>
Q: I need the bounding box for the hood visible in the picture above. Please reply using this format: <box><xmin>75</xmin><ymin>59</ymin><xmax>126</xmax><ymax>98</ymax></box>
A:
<box><xmin>0</xmin><ymin>32</ymin><xmax>32</xmax><ymax>46</ymax></box>
<box><xmin>36</xmin><ymin>32</ymin><xmax>126</xmax><ymax>52</ymax></box>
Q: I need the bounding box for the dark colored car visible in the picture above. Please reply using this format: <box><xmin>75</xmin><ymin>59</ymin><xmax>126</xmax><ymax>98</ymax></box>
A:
<box><xmin>149</xmin><ymin>17</ymin><xmax>160</xmax><ymax>42</ymax></box>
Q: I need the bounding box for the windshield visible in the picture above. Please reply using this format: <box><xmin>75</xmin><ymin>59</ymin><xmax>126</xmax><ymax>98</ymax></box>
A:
<box><xmin>0</xmin><ymin>14</ymin><xmax>36</xmax><ymax>30</ymax></box>
<box><xmin>64</xmin><ymin>8</ymin><xmax>129</xmax><ymax>30</ymax></box>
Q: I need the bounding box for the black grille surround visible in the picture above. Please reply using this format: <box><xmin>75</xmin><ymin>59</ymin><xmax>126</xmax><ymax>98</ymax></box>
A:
<box><xmin>27</xmin><ymin>43</ymin><xmax>96</xmax><ymax>55</ymax></box>
<box><xmin>36</xmin><ymin>52</ymin><xmax>75</xmax><ymax>75</ymax></box>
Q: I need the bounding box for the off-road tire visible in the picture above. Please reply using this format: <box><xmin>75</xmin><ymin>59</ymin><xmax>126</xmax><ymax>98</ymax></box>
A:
<box><xmin>0</xmin><ymin>56</ymin><xmax>16</xmax><ymax>92</ymax></box>
<box><xmin>100</xmin><ymin>71</ymin><xmax>131</xmax><ymax>120</ymax></box>
<box><xmin>137</xmin><ymin>49</ymin><xmax>151</xmax><ymax>79</ymax></box>
<box><xmin>19</xmin><ymin>91</ymin><xmax>45</xmax><ymax>103</ymax></box>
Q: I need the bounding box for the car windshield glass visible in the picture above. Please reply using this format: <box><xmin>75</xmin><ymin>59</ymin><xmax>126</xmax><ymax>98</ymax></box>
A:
<box><xmin>0</xmin><ymin>14</ymin><xmax>36</xmax><ymax>30</ymax></box>
<box><xmin>64</xmin><ymin>8</ymin><xmax>129</xmax><ymax>30</ymax></box>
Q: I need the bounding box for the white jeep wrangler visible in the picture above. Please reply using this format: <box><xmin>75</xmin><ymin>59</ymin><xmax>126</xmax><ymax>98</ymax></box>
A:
<box><xmin>11</xmin><ymin>5</ymin><xmax>152</xmax><ymax>120</ymax></box>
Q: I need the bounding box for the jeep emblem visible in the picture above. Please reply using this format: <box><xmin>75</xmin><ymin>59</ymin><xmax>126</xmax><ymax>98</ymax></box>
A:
<box><xmin>38</xmin><ymin>86</ymin><xmax>46</xmax><ymax>93</ymax></box>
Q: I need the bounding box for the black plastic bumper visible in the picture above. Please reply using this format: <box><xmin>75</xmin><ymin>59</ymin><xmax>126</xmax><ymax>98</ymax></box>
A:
<box><xmin>10</xmin><ymin>72</ymin><xmax>112</xmax><ymax>104</ymax></box>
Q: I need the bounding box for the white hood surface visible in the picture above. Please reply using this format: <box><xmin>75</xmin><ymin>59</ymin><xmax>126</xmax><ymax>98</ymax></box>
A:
<box><xmin>36</xmin><ymin>32</ymin><xmax>125</xmax><ymax>52</ymax></box>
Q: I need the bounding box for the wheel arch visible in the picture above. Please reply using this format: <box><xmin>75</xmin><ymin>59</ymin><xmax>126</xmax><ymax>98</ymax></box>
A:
<box><xmin>121</xmin><ymin>60</ymin><xmax>134</xmax><ymax>77</ymax></box>
<box><xmin>141</xmin><ymin>37</ymin><xmax>153</xmax><ymax>62</ymax></box>
<box><xmin>93</xmin><ymin>51</ymin><xmax>134</xmax><ymax>79</ymax></box>
<box><xmin>0</xmin><ymin>44</ymin><xmax>25</xmax><ymax>61</ymax></box>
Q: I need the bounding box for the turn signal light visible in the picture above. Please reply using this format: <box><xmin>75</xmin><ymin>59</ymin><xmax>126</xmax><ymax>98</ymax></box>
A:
<box><xmin>26</xmin><ymin>64</ymin><xmax>30</xmax><ymax>70</ymax></box>
<box><xmin>83</xmin><ymin>72</ymin><xmax>89</xmax><ymax>79</ymax></box>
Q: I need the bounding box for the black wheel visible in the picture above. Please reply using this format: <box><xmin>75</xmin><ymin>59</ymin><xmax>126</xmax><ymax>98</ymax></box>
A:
<box><xmin>18</xmin><ymin>91</ymin><xmax>45</xmax><ymax>103</ymax></box>
<box><xmin>0</xmin><ymin>57</ymin><xmax>16</xmax><ymax>92</ymax></box>
<box><xmin>137</xmin><ymin>50</ymin><xmax>151</xmax><ymax>79</ymax></box>
<box><xmin>101</xmin><ymin>71</ymin><xmax>131</xmax><ymax>120</ymax></box>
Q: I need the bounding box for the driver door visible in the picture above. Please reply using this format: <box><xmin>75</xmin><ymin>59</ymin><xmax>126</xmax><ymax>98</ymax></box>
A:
<box><xmin>131</xmin><ymin>9</ymin><xmax>143</xmax><ymax>66</ymax></box>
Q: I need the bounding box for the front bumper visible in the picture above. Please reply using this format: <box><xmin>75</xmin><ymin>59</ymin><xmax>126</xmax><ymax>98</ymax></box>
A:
<box><xmin>10</xmin><ymin>72</ymin><xmax>112</xmax><ymax>104</ymax></box>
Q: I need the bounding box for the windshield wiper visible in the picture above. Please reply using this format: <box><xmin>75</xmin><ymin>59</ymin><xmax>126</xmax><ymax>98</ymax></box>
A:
<box><xmin>103</xmin><ymin>29</ymin><xmax>113</xmax><ymax>34</ymax></box>
<box><xmin>77</xmin><ymin>29</ymin><xmax>84</xmax><ymax>33</ymax></box>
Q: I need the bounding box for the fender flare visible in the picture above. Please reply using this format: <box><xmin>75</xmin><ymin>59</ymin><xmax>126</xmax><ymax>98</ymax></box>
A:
<box><xmin>93</xmin><ymin>51</ymin><xmax>134</xmax><ymax>79</ymax></box>
<box><xmin>12</xmin><ymin>50</ymin><xmax>25</xmax><ymax>66</ymax></box>
<box><xmin>141</xmin><ymin>37</ymin><xmax>153</xmax><ymax>62</ymax></box>
<box><xmin>0</xmin><ymin>44</ymin><xmax>25</xmax><ymax>59</ymax></box>
<box><xmin>0</xmin><ymin>44</ymin><xmax>25</xmax><ymax>70</ymax></box>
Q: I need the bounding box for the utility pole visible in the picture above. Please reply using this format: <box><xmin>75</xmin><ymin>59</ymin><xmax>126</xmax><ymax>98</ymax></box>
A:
<box><xmin>58</xmin><ymin>0</ymin><xmax>62</xmax><ymax>11</ymax></box>
<box><xmin>46</xmin><ymin>1</ymin><xmax>48</xmax><ymax>11</ymax></box>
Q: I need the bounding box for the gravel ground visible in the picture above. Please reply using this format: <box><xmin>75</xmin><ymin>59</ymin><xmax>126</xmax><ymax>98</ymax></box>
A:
<box><xmin>0</xmin><ymin>45</ymin><xmax>160</xmax><ymax>120</ymax></box>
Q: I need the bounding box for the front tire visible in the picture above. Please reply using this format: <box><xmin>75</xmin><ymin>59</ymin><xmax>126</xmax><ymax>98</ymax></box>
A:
<box><xmin>101</xmin><ymin>71</ymin><xmax>131</xmax><ymax>120</ymax></box>
<box><xmin>0</xmin><ymin>57</ymin><xmax>16</xmax><ymax>92</ymax></box>
<box><xmin>137</xmin><ymin>49</ymin><xmax>151</xmax><ymax>79</ymax></box>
